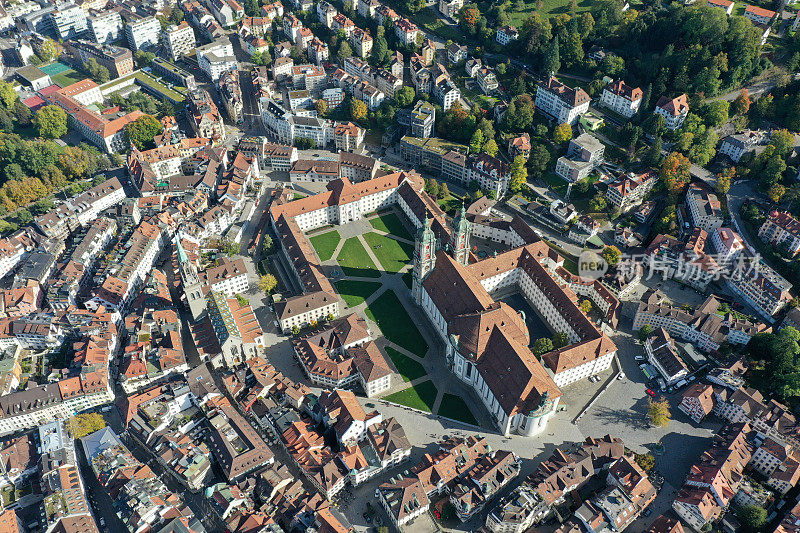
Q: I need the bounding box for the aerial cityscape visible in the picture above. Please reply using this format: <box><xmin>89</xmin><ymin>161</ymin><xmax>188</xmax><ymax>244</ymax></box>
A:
<box><xmin>0</xmin><ymin>0</ymin><xmax>796</xmax><ymax>531</ymax></box>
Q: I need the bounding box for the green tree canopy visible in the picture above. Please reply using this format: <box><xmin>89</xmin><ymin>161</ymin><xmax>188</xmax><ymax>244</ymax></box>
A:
<box><xmin>124</xmin><ymin>114</ymin><xmax>163</xmax><ymax>150</ymax></box>
<box><xmin>34</xmin><ymin>106</ymin><xmax>68</xmax><ymax>139</ymax></box>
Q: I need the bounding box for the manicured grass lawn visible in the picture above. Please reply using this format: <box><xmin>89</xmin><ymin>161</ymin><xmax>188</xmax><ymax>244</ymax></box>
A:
<box><xmin>508</xmin><ymin>0</ymin><xmax>593</xmax><ymax>25</ymax></box>
<box><xmin>385</xmin><ymin>347</ymin><xmax>427</xmax><ymax>382</ymax></box>
<box><xmin>438</xmin><ymin>194</ymin><xmax>463</xmax><ymax>216</ymax></box>
<box><xmin>437</xmin><ymin>394</ymin><xmax>479</xmax><ymax>426</ymax></box>
<box><xmin>334</xmin><ymin>279</ymin><xmax>382</xmax><ymax>307</ymax></box>
<box><xmin>365</xmin><ymin>290</ymin><xmax>428</xmax><ymax>357</ymax></box>
<box><xmin>369</xmin><ymin>212</ymin><xmax>412</xmax><ymax>240</ymax></box>
<box><xmin>542</xmin><ymin>172</ymin><xmax>569</xmax><ymax>198</ymax></box>
<box><xmin>337</xmin><ymin>237</ymin><xmax>381</xmax><ymax>278</ymax></box>
<box><xmin>363</xmin><ymin>232</ymin><xmax>413</xmax><ymax>273</ymax></box>
<box><xmin>51</xmin><ymin>69</ymin><xmax>84</xmax><ymax>88</ymax></box>
<box><xmin>384</xmin><ymin>380</ymin><xmax>438</xmax><ymax>412</ymax></box>
<box><xmin>412</xmin><ymin>7</ymin><xmax>462</xmax><ymax>41</ymax></box>
<box><xmin>309</xmin><ymin>230</ymin><xmax>340</xmax><ymax>262</ymax></box>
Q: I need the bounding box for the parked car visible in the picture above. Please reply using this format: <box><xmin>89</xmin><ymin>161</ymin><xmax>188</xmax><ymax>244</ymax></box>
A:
<box><xmin>645</xmin><ymin>388</ymin><xmax>656</xmax><ymax>397</ymax></box>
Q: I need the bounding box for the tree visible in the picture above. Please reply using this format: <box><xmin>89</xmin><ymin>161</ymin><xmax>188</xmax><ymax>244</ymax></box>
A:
<box><xmin>703</xmin><ymin>100</ymin><xmax>729</xmax><ymax>127</ymax></box>
<box><xmin>737</xmin><ymin>505</ymin><xmax>767</xmax><ymax>532</ymax></box>
<box><xmin>634</xmin><ymin>453</ymin><xmax>655</xmax><ymax>472</ymax></box>
<box><xmin>261</xmin><ymin>235</ymin><xmax>274</xmax><ymax>253</ymax></box>
<box><xmin>733</xmin><ymin>89</ymin><xmax>752</xmax><ymax>115</ymax></box>
<box><xmin>259</xmin><ymin>274</ymin><xmax>278</xmax><ymax>293</ymax></box>
<box><xmin>509</xmin><ymin>156</ymin><xmax>528</xmax><ymax>193</ymax></box>
<box><xmin>645</xmin><ymin>136</ymin><xmax>663</xmax><ymax>167</ymax></box>
<box><xmin>337</xmin><ymin>41</ymin><xmax>353</xmax><ymax>63</ymax></box>
<box><xmin>0</xmin><ymin>81</ymin><xmax>17</xmax><ymax>110</ymax></box>
<box><xmin>34</xmin><ymin>106</ymin><xmax>67</xmax><ymax>139</ymax></box>
<box><xmin>637</xmin><ymin>324</ymin><xmax>652</xmax><ymax>342</ymax></box>
<box><xmin>602</xmin><ymin>245</ymin><xmax>622</xmax><ymax>266</ymax></box>
<box><xmin>425</xmin><ymin>178</ymin><xmax>440</xmax><ymax>198</ymax></box>
<box><xmin>440</xmin><ymin>183</ymin><xmax>450</xmax><ymax>198</ymax></box>
<box><xmin>532</xmin><ymin>337</ymin><xmax>553</xmax><ymax>355</ymax></box>
<box><xmin>768</xmin><ymin>183</ymin><xmax>786</xmax><ymax>203</ymax></box>
<box><xmin>552</xmin><ymin>331</ymin><xmax>569</xmax><ymax>349</ymax></box>
<box><xmin>580</xmin><ymin>299</ymin><xmax>592</xmax><ymax>314</ymax></box>
<box><xmin>484</xmin><ymin>139</ymin><xmax>498</xmax><ymax>157</ymax></box>
<box><xmin>770</xmin><ymin>129</ymin><xmax>794</xmax><ymax>157</ymax></box>
<box><xmin>716</xmin><ymin>167</ymin><xmax>734</xmax><ymax>196</ymax></box>
<box><xmin>59</xmin><ymin>145</ymin><xmax>101</xmax><ymax>180</ymax></box>
<box><xmin>553</xmin><ymin>123</ymin><xmax>573</xmax><ymax>143</ymax></box>
<box><xmin>37</xmin><ymin>38</ymin><xmax>63</xmax><ymax>62</ymax></box>
<box><xmin>372</xmin><ymin>35</ymin><xmax>389</xmax><ymax>65</ymax></box>
<box><xmin>542</xmin><ymin>36</ymin><xmax>560</xmax><ymax>75</ymax></box>
<box><xmin>315</xmin><ymin>99</ymin><xmax>328</xmax><ymax>116</ymax></box>
<box><xmin>395</xmin><ymin>87</ymin><xmax>415</xmax><ymax>108</ymax></box>
<box><xmin>528</xmin><ymin>145</ymin><xmax>551</xmax><ymax>177</ymax></box>
<box><xmin>469</xmin><ymin>129</ymin><xmax>484</xmax><ymax>154</ymax></box>
<box><xmin>66</xmin><ymin>413</ymin><xmax>106</xmax><ymax>438</ymax></box>
<box><xmin>292</xmin><ymin>325</ymin><xmax>301</xmax><ymax>335</ymax></box>
<box><xmin>124</xmin><ymin>114</ymin><xmax>162</xmax><ymax>150</ymax></box>
<box><xmin>134</xmin><ymin>50</ymin><xmax>156</xmax><ymax>67</ymax></box>
<box><xmin>659</xmin><ymin>152</ymin><xmax>691</xmax><ymax>195</ymax></box>
<box><xmin>648</xmin><ymin>397</ymin><xmax>671</xmax><ymax>427</ymax></box>
<box><xmin>350</xmin><ymin>99</ymin><xmax>367</xmax><ymax>122</ymax></box>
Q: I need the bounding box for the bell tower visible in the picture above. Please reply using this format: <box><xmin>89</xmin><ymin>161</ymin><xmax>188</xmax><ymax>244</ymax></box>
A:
<box><xmin>450</xmin><ymin>203</ymin><xmax>471</xmax><ymax>265</ymax></box>
<box><xmin>412</xmin><ymin>214</ymin><xmax>437</xmax><ymax>305</ymax></box>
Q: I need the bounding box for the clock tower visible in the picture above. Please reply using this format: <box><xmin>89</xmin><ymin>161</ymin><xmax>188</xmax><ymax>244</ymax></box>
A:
<box><xmin>412</xmin><ymin>214</ymin><xmax>437</xmax><ymax>305</ymax></box>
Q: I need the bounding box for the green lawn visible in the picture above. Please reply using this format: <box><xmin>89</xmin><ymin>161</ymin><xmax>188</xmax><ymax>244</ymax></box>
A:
<box><xmin>438</xmin><ymin>194</ymin><xmax>464</xmax><ymax>216</ymax></box>
<box><xmin>384</xmin><ymin>380</ymin><xmax>438</xmax><ymax>412</ymax></box>
<box><xmin>385</xmin><ymin>347</ymin><xmax>427</xmax><ymax>382</ymax></box>
<box><xmin>437</xmin><ymin>394</ymin><xmax>479</xmax><ymax>426</ymax></box>
<box><xmin>334</xmin><ymin>279</ymin><xmax>382</xmax><ymax>307</ymax></box>
<box><xmin>369</xmin><ymin>212</ymin><xmax>412</xmax><ymax>240</ymax></box>
<box><xmin>542</xmin><ymin>172</ymin><xmax>569</xmax><ymax>198</ymax></box>
<box><xmin>508</xmin><ymin>0</ymin><xmax>594</xmax><ymax>25</ymax></box>
<box><xmin>363</xmin><ymin>232</ymin><xmax>413</xmax><ymax>273</ymax></box>
<box><xmin>337</xmin><ymin>237</ymin><xmax>381</xmax><ymax>278</ymax></box>
<box><xmin>412</xmin><ymin>7</ymin><xmax>463</xmax><ymax>41</ymax></box>
<box><xmin>51</xmin><ymin>69</ymin><xmax>85</xmax><ymax>88</ymax></box>
<box><xmin>309</xmin><ymin>230</ymin><xmax>341</xmax><ymax>262</ymax></box>
<box><xmin>365</xmin><ymin>290</ymin><xmax>429</xmax><ymax>357</ymax></box>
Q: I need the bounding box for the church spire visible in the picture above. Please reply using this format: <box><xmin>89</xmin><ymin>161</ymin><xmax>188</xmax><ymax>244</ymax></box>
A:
<box><xmin>450</xmin><ymin>202</ymin><xmax>471</xmax><ymax>266</ymax></box>
<box><xmin>412</xmin><ymin>213</ymin><xmax>437</xmax><ymax>305</ymax></box>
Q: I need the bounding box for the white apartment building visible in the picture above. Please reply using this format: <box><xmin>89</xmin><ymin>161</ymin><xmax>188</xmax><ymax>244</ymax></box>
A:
<box><xmin>718</xmin><ymin>130</ymin><xmax>764</xmax><ymax>163</ymax></box>
<box><xmin>49</xmin><ymin>3</ymin><xmax>88</xmax><ymax>40</ymax></box>
<box><xmin>599</xmin><ymin>80</ymin><xmax>642</xmax><ymax>119</ymax></box>
<box><xmin>744</xmin><ymin>4</ymin><xmax>776</xmax><ymax>25</ymax></box>
<box><xmin>727</xmin><ymin>254</ymin><xmax>792</xmax><ymax>320</ymax></box>
<box><xmin>686</xmin><ymin>183</ymin><xmax>723</xmax><ymax>232</ymax></box>
<box><xmin>654</xmin><ymin>94</ymin><xmax>689</xmax><ymax>130</ymax></box>
<box><xmin>535</xmin><ymin>77</ymin><xmax>590</xmax><ymax>125</ymax></box>
<box><xmin>164</xmin><ymin>22</ymin><xmax>196</xmax><ymax>61</ymax></box>
<box><xmin>125</xmin><ymin>16</ymin><xmax>161</xmax><ymax>50</ymax></box>
<box><xmin>87</xmin><ymin>9</ymin><xmax>122</xmax><ymax>43</ymax></box>
<box><xmin>197</xmin><ymin>38</ymin><xmax>238</xmax><ymax>81</ymax></box>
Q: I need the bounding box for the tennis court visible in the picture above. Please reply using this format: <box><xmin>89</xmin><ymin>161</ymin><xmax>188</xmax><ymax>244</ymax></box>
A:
<box><xmin>39</xmin><ymin>62</ymin><xmax>72</xmax><ymax>75</ymax></box>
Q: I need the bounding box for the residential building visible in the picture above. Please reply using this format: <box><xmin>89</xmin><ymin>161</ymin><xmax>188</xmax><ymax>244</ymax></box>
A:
<box><xmin>334</xmin><ymin>121</ymin><xmax>365</xmax><ymax>152</ymax></box>
<box><xmin>686</xmin><ymin>183</ymin><xmax>723</xmax><ymax>232</ymax></box>
<box><xmin>125</xmin><ymin>16</ymin><xmax>161</xmax><ymax>50</ymax></box>
<box><xmin>644</xmin><ymin>328</ymin><xmax>688</xmax><ymax>386</ymax></box>
<box><xmin>606</xmin><ymin>170</ymin><xmax>657</xmax><ymax>212</ymax></box>
<box><xmin>411</xmin><ymin>100</ymin><xmax>435</xmax><ymax>139</ymax></box>
<box><xmin>707</xmin><ymin>0</ymin><xmax>734</xmax><ymax>14</ymax></box>
<box><xmin>508</xmin><ymin>133</ymin><xmax>531</xmax><ymax>159</ymax></box>
<box><xmin>48</xmin><ymin>3</ymin><xmax>88</xmax><ymax>40</ymax></box>
<box><xmin>66</xmin><ymin>40</ymin><xmax>134</xmax><ymax>78</ymax></box>
<box><xmin>718</xmin><ymin>130</ymin><xmax>764</xmax><ymax>162</ymax></box>
<box><xmin>654</xmin><ymin>94</ymin><xmax>689</xmax><ymax>130</ymax></box>
<box><xmin>555</xmin><ymin>133</ymin><xmax>605</xmax><ymax>182</ymax></box>
<box><xmin>87</xmin><ymin>9</ymin><xmax>122</xmax><ymax>43</ymax></box>
<box><xmin>600</xmin><ymin>80</ymin><xmax>642</xmax><ymax>119</ymax></box>
<box><xmin>438</xmin><ymin>0</ymin><xmax>463</xmax><ymax>18</ymax></box>
<box><xmin>496</xmin><ymin>25</ymin><xmax>519</xmax><ymax>45</ymax></box>
<box><xmin>758</xmin><ymin>210</ymin><xmax>800</xmax><ymax>257</ymax></box>
<box><xmin>197</xmin><ymin>37</ymin><xmax>237</xmax><ymax>81</ymax></box>
<box><xmin>535</xmin><ymin>77</ymin><xmax>590</xmax><ymax>125</ymax></box>
<box><xmin>476</xmin><ymin>67</ymin><xmax>499</xmax><ymax>95</ymax></box>
<box><xmin>164</xmin><ymin>22</ymin><xmax>196</xmax><ymax>61</ymax></box>
<box><xmin>680</xmin><ymin>383</ymin><xmax>716</xmax><ymax>423</ymax></box>
<box><xmin>744</xmin><ymin>4</ymin><xmax>776</xmax><ymax>24</ymax></box>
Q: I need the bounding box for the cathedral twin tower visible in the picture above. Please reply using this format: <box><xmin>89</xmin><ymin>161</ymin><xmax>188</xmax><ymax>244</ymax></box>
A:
<box><xmin>411</xmin><ymin>204</ymin><xmax>471</xmax><ymax>305</ymax></box>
